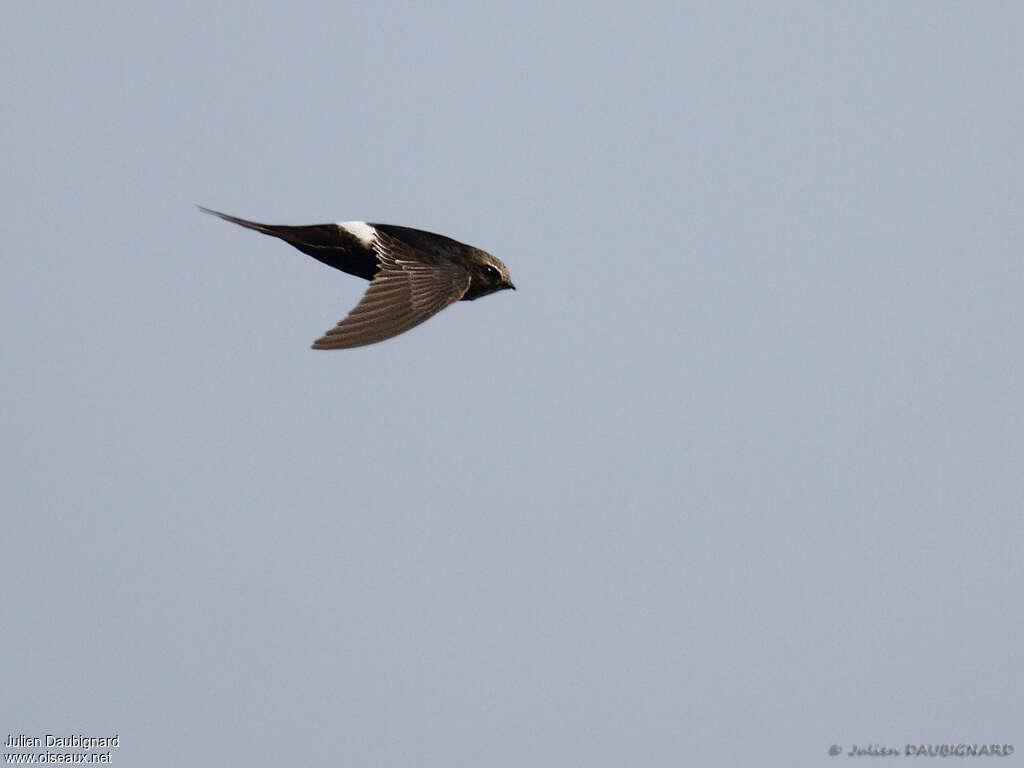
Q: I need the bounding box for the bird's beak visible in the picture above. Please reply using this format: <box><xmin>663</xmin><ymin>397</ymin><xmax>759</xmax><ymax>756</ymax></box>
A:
<box><xmin>507</xmin><ymin>282</ymin><xmax>516</xmax><ymax>291</ymax></box>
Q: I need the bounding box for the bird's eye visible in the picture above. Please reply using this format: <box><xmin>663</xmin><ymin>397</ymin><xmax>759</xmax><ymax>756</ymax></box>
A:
<box><xmin>483</xmin><ymin>265</ymin><xmax>500</xmax><ymax>281</ymax></box>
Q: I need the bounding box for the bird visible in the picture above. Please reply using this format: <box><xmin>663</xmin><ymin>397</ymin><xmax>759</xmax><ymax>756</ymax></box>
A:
<box><xmin>198</xmin><ymin>206</ymin><xmax>515</xmax><ymax>349</ymax></box>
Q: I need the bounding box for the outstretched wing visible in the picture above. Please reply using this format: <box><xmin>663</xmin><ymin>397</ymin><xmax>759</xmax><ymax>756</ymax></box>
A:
<box><xmin>312</xmin><ymin>230</ymin><xmax>471</xmax><ymax>349</ymax></box>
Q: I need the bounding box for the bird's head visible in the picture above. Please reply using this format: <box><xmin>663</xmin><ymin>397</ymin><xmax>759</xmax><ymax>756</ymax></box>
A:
<box><xmin>463</xmin><ymin>250</ymin><xmax>515</xmax><ymax>300</ymax></box>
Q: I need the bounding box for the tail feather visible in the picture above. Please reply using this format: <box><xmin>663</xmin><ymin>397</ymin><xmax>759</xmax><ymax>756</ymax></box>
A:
<box><xmin>197</xmin><ymin>205</ymin><xmax>381</xmax><ymax>281</ymax></box>
<box><xmin>196</xmin><ymin>206</ymin><xmax>282</xmax><ymax>236</ymax></box>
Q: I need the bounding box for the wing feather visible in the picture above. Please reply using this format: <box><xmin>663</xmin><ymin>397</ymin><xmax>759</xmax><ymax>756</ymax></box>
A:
<box><xmin>311</xmin><ymin>231</ymin><xmax>471</xmax><ymax>349</ymax></box>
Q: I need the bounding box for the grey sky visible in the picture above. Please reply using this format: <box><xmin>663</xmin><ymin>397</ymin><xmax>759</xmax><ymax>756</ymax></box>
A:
<box><xmin>3</xmin><ymin>2</ymin><xmax>1021</xmax><ymax>766</ymax></box>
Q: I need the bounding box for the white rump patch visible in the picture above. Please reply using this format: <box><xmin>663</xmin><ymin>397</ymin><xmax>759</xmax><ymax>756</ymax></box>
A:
<box><xmin>338</xmin><ymin>221</ymin><xmax>376</xmax><ymax>246</ymax></box>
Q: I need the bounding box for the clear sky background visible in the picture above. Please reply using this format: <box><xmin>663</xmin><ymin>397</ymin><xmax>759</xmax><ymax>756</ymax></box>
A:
<box><xmin>3</xmin><ymin>2</ymin><xmax>1021</xmax><ymax>766</ymax></box>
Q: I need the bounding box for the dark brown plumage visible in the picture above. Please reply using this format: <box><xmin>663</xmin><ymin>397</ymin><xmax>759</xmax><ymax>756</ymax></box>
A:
<box><xmin>199</xmin><ymin>207</ymin><xmax>514</xmax><ymax>349</ymax></box>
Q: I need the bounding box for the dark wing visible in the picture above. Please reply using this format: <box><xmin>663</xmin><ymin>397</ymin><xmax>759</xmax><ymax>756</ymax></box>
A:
<box><xmin>312</xmin><ymin>230</ymin><xmax>471</xmax><ymax>349</ymax></box>
<box><xmin>198</xmin><ymin>206</ymin><xmax>379</xmax><ymax>280</ymax></box>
